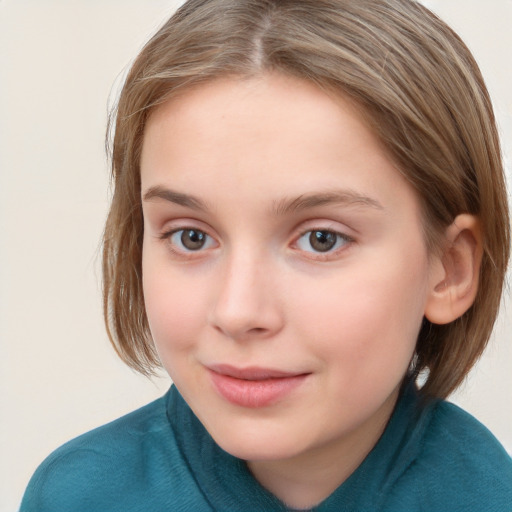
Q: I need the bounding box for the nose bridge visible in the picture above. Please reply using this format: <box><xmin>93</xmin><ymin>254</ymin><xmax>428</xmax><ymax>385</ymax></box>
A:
<box><xmin>209</xmin><ymin>244</ymin><xmax>282</xmax><ymax>339</ymax></box>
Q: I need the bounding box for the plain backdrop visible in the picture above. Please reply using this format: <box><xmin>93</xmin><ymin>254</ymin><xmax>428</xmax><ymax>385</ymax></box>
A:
<box><xmin>1</xmin><ymin>1</ymin><xmax>511</xmax><ymax>510</ymax></box>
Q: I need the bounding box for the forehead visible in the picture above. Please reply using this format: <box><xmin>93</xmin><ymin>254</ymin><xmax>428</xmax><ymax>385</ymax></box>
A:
<box><xmin>140</xmin><ymin>73</ymin><xmax>419</xmax><ymax>221</ymax></box>
<box><xmin>142</xmin><ymin>73</ymin><xmax>381</xmax><ymax>160</ymax></box>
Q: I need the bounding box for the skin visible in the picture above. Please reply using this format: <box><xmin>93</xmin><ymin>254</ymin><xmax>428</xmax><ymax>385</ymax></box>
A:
<box><xmin>140</xmin><ymin>73</ymin><xmax>447</xmax><ymax>509</ymax></box>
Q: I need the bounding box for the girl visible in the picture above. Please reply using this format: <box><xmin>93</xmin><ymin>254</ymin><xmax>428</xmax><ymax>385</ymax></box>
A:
<box><xmin>21</xmin><ymin>0</ymin><xmax>511</xmax><ymax>510</ymax></box>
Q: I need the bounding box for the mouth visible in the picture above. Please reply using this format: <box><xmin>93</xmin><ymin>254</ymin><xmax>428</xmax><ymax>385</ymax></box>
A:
<box><xmin>207</xmin><ymin>364</ymin><xmax>310</xmax><ymax>408</ymax></box>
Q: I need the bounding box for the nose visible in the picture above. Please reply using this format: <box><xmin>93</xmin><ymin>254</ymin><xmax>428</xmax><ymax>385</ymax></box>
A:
<box><xmin>208</xmin><ymin>250</ymin><xmax>284</xmax><ymax>341</ymax></box>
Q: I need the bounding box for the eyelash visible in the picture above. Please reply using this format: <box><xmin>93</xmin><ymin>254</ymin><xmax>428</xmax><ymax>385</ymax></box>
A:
<box><xmin>158</xmin><ymin>226</ymin><xmax>354</xmax><ymax>260</ymax></box>
<box><xmin>293</xmin><ymin>229</ymin><xmax>354</xmax><ymax>259</ymax></box>
<box><xmin>159</xmin><ymin>228</ymin><xmax>217</xmax><ymax>255</ymax></box>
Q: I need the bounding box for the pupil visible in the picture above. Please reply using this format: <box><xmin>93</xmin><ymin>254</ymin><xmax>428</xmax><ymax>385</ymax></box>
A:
<box><xmin>310</xmin><ymin>231</ymin><xmax>336</xmax><ymax>252</ymax></box>
<box><xmin>181</xmin><ymin>229</ymin><xmax>206</xmax><ymax>250</ymax></box>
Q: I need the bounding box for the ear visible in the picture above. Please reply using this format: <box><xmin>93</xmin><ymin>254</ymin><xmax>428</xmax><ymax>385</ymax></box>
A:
<box><xmin>424</xmin><ymin>214</ymin><xmax>483</xmax><ymax>325</ymax></box>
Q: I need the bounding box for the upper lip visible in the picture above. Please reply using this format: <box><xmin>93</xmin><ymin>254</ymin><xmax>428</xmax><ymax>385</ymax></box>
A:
<box><xmin>207</xmin><ymin>364</ymin><xmax>307</xmax><ymax>381</ymax></box>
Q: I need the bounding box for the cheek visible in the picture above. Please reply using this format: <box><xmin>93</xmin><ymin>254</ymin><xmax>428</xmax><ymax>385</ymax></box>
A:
<box><xmin>293</xmin><ymin>251</ymin><xmax>429</xmax><ymax>375</ymax></box>
<box><xmin>142</xmin><ymin>253</ymin><xmax>206</xmax><ymax>357</ymax></box>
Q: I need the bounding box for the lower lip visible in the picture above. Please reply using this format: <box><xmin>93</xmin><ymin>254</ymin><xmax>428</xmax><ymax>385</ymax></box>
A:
<box><xmin>208</xmin><ymin>370</ymin><xmax>308</xmax><ymax>408</ymax></box>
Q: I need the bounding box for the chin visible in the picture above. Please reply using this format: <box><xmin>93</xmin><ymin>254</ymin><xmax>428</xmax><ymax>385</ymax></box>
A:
<box><xmin>206</xmin><ymin>418</ymin><xmax>310</xmax><ymax>462</ymax></box>
<box><xmin>220</xmin><ymin>439</ymin><xmax>300</xmax><ymax>462</ymax></box>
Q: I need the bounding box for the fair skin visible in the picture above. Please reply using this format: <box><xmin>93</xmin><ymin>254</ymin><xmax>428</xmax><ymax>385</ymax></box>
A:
<box><xmin>140</xmin><ymin>73</ymin><xmax>479</xmax><ymax>509</ymax></box>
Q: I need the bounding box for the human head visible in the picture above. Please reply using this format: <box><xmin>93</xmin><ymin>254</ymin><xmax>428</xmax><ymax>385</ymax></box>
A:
<box><xmin>103</xmin><ymin>0</ymin><xmax>510</xmax><ymax>399</ymax></box>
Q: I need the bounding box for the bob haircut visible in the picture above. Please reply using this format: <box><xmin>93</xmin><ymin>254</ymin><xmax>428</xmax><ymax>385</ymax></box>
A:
<box><xmin>103</xmin><ymin>0</ymin><xmax>510</xmax><ymax>399</ymax></box>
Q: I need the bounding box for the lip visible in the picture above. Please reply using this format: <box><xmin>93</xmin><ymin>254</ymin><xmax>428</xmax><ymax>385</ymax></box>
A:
<box><xmin>207</xmin><ymin>364</ymin><xmax>310</xmax><ymax>408</ymax></box>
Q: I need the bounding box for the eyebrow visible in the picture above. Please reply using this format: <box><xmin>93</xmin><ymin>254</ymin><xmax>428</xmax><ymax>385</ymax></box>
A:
<box><xmin>272</xmin><ymin>190</ymin><xmax>384</xmax><ymax>216</ymax></box>
<box><xmin>142</xmin><ymin>185</ymin><xmax>383</xmax><ymax>215</ymax></box>
<box><xmin>142</xmin><ymin>186</ymin><xmax>208</xmax><ymax>211</ymax></box>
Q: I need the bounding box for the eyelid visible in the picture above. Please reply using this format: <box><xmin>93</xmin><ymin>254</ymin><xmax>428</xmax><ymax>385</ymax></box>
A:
<box><xmin>158</xmin><ymin>223</ymin><xmax>219</xmax><ymax>257</ymax></box>
<box><xmin>291</xmin><ymin>222</ymin><xmax>355</xmax><ymax>260</ymax></box>
<box><xmin>154</xmin><ymin>218</ymin><xmax>355</xmax><ymax>260</ymax></box>
<box><xmin>296</xmin><ymin>229</ymin><xmax>352</xmax><ymax>248</ymax></box>
<box><xmin>156</xmin><ymin>217</ymin><xmax>216</xmax><ymax>240</ymax></box>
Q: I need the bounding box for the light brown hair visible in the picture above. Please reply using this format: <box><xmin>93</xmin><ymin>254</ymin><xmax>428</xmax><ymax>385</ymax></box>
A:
<box><xmin>103</xmin><ymin>0</ymin><xmax>510</xmax><ymax>399</ymax></box>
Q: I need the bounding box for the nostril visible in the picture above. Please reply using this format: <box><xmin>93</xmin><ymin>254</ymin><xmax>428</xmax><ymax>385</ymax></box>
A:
<box><xmin>250</xmin><ymin>327</ymin><xmax>267</xmax><ymax>334</ymax></box>
<box><xmin>213</xmin><ymin>323</ymin><xmax>270</xmax><ymax>340</ymax></box>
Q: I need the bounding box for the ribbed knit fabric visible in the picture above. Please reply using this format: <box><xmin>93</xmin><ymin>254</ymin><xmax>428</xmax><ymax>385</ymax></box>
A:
<box><xmin>20</xmin><ymin>383</ymin><xmax>512</xmax><ymax>511</ymax></box>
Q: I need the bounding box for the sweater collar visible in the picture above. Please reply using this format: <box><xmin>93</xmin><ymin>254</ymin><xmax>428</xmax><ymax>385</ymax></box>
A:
<box><xmin>166</xmin><ymin>380</ymin><xmax>432</xmax><ymax>511</ymax></box>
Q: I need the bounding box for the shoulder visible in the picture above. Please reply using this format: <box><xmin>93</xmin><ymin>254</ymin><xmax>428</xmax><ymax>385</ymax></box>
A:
<box><xmin>20</xmin><ymin>389</ymin><xmax>211</xmax><ymax>512</ymax></box>
<box><xmin>424</xmin><ymin>401</ymin><xmax>512</xmax><ymax>484</ymax></box>
<box><xmin>387</xmin><ymin>399</ymin><xmax>512</xmax><ymax>511</ymax></box>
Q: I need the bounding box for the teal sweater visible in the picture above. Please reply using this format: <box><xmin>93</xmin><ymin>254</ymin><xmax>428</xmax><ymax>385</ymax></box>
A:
<box><xmin>21</xmin><ymin>383</ymin><xmax>512</xmax><ymax>511</ymax></box>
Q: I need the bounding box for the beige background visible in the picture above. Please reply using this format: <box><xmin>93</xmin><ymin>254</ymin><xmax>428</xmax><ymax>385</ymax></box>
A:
<box><xmin>1</xmin><ymin>1</ymin><xmax>510</xmax><ymax>510</ymax></box>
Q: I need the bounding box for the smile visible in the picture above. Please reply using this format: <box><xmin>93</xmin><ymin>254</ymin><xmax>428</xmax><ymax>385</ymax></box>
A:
<box><xmin>207</xmin><ymin>364</ymin><xmax>310</xmax><ymax>408</ymax></box>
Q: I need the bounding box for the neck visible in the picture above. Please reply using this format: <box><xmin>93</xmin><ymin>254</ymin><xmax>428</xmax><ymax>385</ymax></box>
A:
<box><xmin>247</xmin><ymin>388</ymin><xmax>399</xmax><ymax>510</ymax></box>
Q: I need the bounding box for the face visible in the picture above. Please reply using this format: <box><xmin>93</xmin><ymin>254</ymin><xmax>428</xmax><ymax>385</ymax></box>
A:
<box><xmin>141</xmin><ymin>74</ymin><xmax>437</xmax><ymax>470</ymax></box>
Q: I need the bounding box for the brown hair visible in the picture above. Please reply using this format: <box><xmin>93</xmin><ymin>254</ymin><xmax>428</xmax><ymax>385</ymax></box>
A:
<box><xmin>103</xmin><ymin>0</ymin><xmax>510</xmax><ymax>399</ymax></box>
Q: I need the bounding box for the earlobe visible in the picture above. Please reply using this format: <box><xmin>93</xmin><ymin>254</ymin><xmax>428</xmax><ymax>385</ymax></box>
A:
<box><xmin>424</xmin><ymin>214</ymin><xmax>482</xmax><ymax>325</ymax></box>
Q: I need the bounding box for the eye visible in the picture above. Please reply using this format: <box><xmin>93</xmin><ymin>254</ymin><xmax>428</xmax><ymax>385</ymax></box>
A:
<box><xmin>295</xmin><ymin>229</ymin><xmax>351</xmax><ymax>253</ymax></box>
<box><xmin>167</xmin><ymin>228</ymin><xmax>215</xmax><ymax>252</ymax></box>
